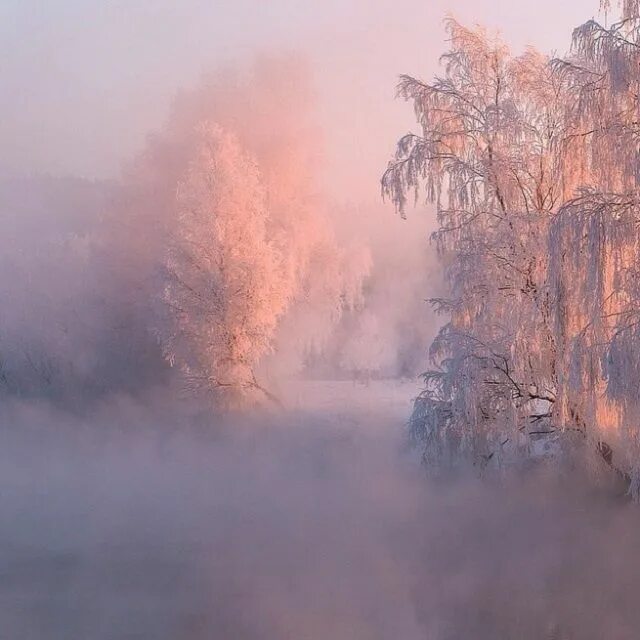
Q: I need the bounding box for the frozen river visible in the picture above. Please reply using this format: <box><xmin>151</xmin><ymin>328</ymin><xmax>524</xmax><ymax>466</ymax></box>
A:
<box><xmin>2</xmin><ymin>379</ymin><xmax>640</xmax><ymax>639</ymax></box>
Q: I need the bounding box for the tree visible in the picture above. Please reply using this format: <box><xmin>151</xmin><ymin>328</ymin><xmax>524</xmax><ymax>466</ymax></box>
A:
<box><xmin>387</xmin><ymin>4</ymin><xmax>640</xmax><ymax>489</ymax></box>
<box><xmin>110</xmin><ymin>58</ymin><xmax>370</xmax><ymax>407</ymax></box>
<box><xmin>547</xmin><ymin>0</ymin><xmax>640</xmax><ymax>487</ymax></box>
<box><xmin>383</xmin><ymin>20</ymin><xmax>570</xmax><ymax>467</ymax></box>
<box><xmin>339</xmin><ymin>310</ymin><xmax>396</xmax><ymax>383</ymax></box>
<box><xmin>159</xmin><ymin>124</ymin><xmax>288</xmax><ymax>405</ymax></box>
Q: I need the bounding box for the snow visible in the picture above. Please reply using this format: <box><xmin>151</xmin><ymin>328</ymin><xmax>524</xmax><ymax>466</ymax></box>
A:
<box><xmin>283</xmin><ymin>378</ymin><xmax>421</xmax><ymax>423</ymax></box>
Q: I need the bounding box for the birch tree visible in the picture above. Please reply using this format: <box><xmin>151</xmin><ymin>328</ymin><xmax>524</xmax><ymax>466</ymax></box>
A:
<box><xmin>116</xmin><ymin>58</ymin><xmax>370</xmax><ymax>407</ymax></box>
<box><xmin>383</xmin><ymin>20</ymin><xmax>570</xmax><ymax>466</ymax></box>
<box><xmin>390</xmin><ymin>5</ymin><xmax>640</xmax><ymax>487</ymax></box>
<box><xmin>547</xmin><ymin>0</ymin><xmax>640</xmax><ymax>485</ymax></box>
<box><xmin>160</xmin><ymin>124</ymin><xmax>288</xmax><ymax>405</ymax></box>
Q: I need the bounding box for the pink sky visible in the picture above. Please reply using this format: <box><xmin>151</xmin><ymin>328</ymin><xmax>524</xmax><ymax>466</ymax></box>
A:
<box><xmin>0</xmin><ymin>0</ymin><xmax>598</xmax><ymax>199</ymax></box>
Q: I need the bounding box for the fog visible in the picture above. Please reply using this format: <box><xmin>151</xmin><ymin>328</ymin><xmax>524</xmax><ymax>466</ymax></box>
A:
<box><xmin>0</xmin><ymin>0</ymin><xmax>636</xmax><ymax>637</ymax></box>
<box><xmin>0</xmin><ymin>53</ymin><xmax>437</xmax><ymax>396</ymax></box>
<box><xmin>0</xmin><ymin>0</ymin><xmax>589</xmax><ymax>190</ymax></box>
<box><xmin>1</xmin><ymin>386</ymin><xmax>640</xmax><ymax>639</ymax></box>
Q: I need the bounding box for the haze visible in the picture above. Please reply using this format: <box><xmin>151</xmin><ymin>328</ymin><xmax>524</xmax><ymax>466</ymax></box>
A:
<box><xmin>1</xmin><ymin>0</ymin><xmax>589</xmax><ymax>198</ymax></box>
<box><xmin>2</xmin><ymin>1</ymin><xmax>639</xmax><ymax>638</ymax></box>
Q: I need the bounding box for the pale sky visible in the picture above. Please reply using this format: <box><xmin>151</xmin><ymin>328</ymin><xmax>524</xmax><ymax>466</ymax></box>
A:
<box><xmin>0</xmin><ymin>0</ymin><xmax>598</xmax><ymax>198</ymax></box>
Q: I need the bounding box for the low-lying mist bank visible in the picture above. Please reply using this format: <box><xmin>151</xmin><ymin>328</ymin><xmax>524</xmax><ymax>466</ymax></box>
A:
<box><xmin>1</xmin><ymin>383</ymin><xmax>639</xmax><ymax>640</ymax></box>
<box><xmin>0</xmin><ymin>57</ymin><xmax>437</xmax><ymax>409</ymax></box>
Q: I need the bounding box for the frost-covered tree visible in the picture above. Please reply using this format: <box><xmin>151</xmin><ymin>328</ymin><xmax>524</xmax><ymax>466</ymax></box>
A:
<box><xmin>159</xmin><ymin>124</ymin><xmax>288</xmax><ymax>405</ymax></box>
<box><xmin>390</xmin><ymin>5</ymin><xmax>640</xmax><ymax>486</ymax></box>
<box><xmin>384</xmin><ymin>20</ymin><xmax>571</xmax><ymax>466</ymax></box>
<box><xmin>547</xmin><ymin>0</ymin><xmax>640</xmax><ymax>484</ymax></box>
<box><xmin>148</xmin><ymin>59</ymin><xmax>370</xmax><ymax>405</ymax></box>
<box><xmin>339</xmin><ymin>310</ymin><xmax>396</xmax><ymax>383</ymax></box>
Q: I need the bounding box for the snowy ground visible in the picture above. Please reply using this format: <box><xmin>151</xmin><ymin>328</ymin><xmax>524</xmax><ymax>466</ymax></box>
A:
<box><xmin>282</xmin><ymin>377</ymin><xmax>420</xmax><ymax>423</ymax></box>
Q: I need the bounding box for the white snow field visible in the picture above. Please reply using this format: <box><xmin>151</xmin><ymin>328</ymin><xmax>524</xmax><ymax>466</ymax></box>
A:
<box><xmin>283</xmin><ymin>377</ymin><xmax>421</xmax><ymax>422</ymax></box>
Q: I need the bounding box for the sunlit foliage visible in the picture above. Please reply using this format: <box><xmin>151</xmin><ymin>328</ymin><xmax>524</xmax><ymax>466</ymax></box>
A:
<box><xmin>385</xmin><ymin>6</ymin><xmax>640</xmax><ymax>487</ymax></box>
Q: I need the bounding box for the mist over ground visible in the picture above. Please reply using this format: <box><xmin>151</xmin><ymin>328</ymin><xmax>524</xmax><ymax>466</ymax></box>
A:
<box><xmin>2</xmin><ymin>383</ymin><xmax>640</xmax><ymax>639</ymax></box>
